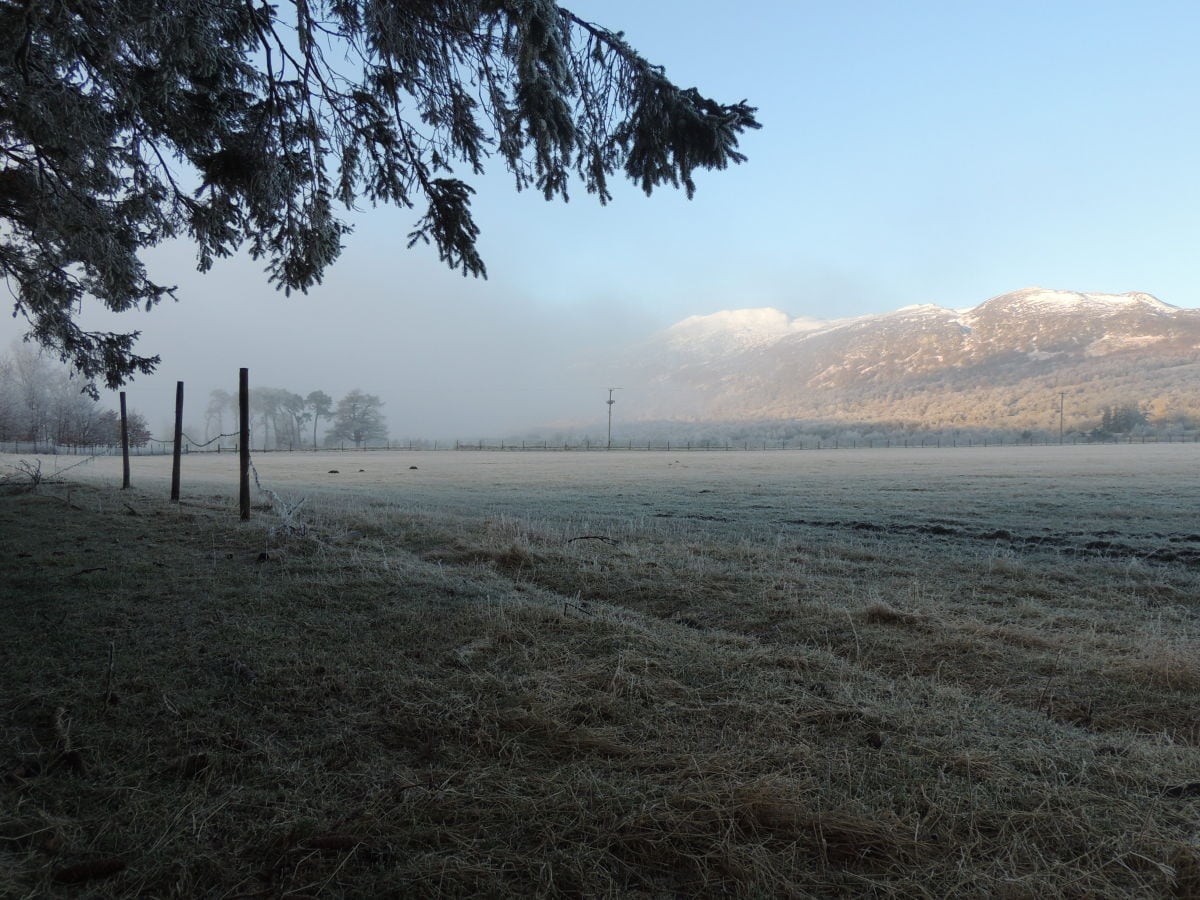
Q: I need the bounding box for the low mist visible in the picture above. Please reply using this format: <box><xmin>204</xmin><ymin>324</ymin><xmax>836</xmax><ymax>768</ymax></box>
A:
<box><xmin>39</xmin><ymin>236</ymin><xmax>664</xmax><ymax>442</ymax></box>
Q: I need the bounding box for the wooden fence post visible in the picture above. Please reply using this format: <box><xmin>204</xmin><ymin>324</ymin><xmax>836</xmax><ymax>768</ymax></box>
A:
<box><xmin>120</xmin><ymin>391</ymin><xmax>131</xmax><ymax>489</ymax></box>
<box><xmin>170</xmin><ymin>381</ymin><xmax>184</xmax><ymax>502</ymax></box>
<box><xmin>239</xmin><ymin>368</ymin><xmax>250</xmax><ymax>521</ymax></box>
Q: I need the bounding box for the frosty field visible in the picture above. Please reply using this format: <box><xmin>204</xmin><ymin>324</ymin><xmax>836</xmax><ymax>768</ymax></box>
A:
<box><xmin>23</xmin><ymin>441</ymin><xmax>1200</xmax><ymax>543</ymax></box>
<box><xmin>3</xmin><ymin>445</ymin><xmax>1200</xmax><ymax>896</ymax></box>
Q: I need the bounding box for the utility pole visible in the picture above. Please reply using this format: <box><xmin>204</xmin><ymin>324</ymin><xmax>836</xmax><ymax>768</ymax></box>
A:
<box><xmin>606</xmin><ymin>388</ymin><xmax>622</xmax><ymax>449</ymax></box>
<box><xmin>1059</xmin><ymin>392</ymin><xmax>1066</xmax><ymax>444</ymax></box>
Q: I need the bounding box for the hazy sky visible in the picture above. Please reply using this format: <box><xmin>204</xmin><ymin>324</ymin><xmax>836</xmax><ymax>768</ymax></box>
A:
<box><xmin>5</xmin><ymin>0</ymin><xmax>1199</xmax><ymax>437</ymax></box>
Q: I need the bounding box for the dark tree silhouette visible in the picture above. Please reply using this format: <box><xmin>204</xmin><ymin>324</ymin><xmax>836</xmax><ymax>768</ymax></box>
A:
<box><xmin>0</xmin><ymin>1</ymin><xmax>760</xmax><ymax>395</ymax></box>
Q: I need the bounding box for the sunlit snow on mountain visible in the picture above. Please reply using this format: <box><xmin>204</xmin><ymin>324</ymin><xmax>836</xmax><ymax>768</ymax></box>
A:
<box><xmin>612</xmin><ymin>288</ymin><xmax>1200</xmax><ymax>436</ymax></box>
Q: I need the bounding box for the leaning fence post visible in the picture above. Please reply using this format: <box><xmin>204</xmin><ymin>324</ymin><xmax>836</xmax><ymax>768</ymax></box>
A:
<box><xmin>119</xmin><ymin>391</ymin><xmax>131</xmax><ymax>489</ymax></box>
<box><xmin>170</xmin><ymin>381</ymin><xmax>184</xmax><ymax>502</ymax></box>
<box><xmin>239</xmin><ymin>368</ymin><xmax>250</xmax><ymax>521</ymax></box>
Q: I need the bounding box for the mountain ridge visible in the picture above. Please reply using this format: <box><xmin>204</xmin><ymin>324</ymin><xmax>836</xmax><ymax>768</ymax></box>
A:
<box><xmin>621</xmin><ymin>288</ymin><xmax>1200</xmax><ymax>434</ymax></box>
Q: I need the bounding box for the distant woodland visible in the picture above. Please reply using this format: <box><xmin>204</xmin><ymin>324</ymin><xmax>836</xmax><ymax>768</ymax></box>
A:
<box><xmin>557</xmin><ymin>356</ymin><xmax>1200</xmax><ymax>447</ymax></box>
<box><xmin>0</xmin><ymin>345</ymin><xmax>390</xmax><ymax>450</ymax></box>
<box><xmin>0</xmin><ymin>344</ymin><xmax>150</xmax><ymax>447</ymax></box>
<box><xmin>204</xmin><ymin>387</ymin><xmax>389</xmax><ymax>450</ymax></box>
<box><xmin>601</xmin><ymin>355</ymin><xmax>1200</xmax><ymax>449</ymax></box>
<box><xmin>715</xmin><ymin>355</ymin><xmax>1200</xmax><ymax>439</ymax></box>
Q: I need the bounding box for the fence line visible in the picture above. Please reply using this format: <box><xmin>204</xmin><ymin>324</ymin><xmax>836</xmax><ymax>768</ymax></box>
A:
<box><xmin>3</xmin><ymin>433</ymin><xmax>1199</xmax><ymax>457</ymax></box>
<box><xmin>447</xmin><ymin>434</ymin><xmax>1200</xmax><ymax>452</ymax></box>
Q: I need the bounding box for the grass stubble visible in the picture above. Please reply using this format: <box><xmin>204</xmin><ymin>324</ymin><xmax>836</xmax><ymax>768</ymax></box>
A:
<box><xmin>1</xmin><ymin>448</ymin><xmax>1199</xmax><ymax>897</ymax></box>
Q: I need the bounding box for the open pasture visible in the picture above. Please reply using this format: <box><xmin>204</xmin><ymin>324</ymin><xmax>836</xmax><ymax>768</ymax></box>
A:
<box><xmin>20</xmin><ymin>441</ymin><xmax>1200</xmax><ymax>547</ymax></box>
<box><xmin>2</xmin><ymin>445</ymin><xmax>1200</xmax><ymax>896</ymax></box>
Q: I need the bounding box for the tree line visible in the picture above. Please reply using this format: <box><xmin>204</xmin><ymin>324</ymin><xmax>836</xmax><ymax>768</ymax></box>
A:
<box><xmin>0</xmin><ymin>344</ymin><xmax>150</xmax><ymax>447</ymax></box>
<box><xmin>0</xmin><ymin>344</ymin><xmax>388</xmax><ymax>451</ymax></box>
<box><xmin>206</xmin><ymin>388</ymin><xmax>388</xmax><ymax>450</ymax></box>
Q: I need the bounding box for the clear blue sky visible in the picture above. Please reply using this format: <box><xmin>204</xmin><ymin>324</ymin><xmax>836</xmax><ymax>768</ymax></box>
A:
<box><xmin>5</xmin><ymin>0</ymin><xmax>1199</xmax><ymax>435</ymax></box>
<box><xmin>477</xmin><ymin>0</ymin><xmax>1200</xmax><ymax>319</ymax></box>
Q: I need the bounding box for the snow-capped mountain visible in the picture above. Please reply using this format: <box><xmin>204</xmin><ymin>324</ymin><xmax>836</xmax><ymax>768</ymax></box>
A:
<box><xmin>622</xmin><ymin>288</ymin><xmax>1200</xmax><ymax>431</ymax></box>
<box><xmin>662</xmin><ymin>308</ymin><xmax>828</xmax><ymax>356</ymax></box>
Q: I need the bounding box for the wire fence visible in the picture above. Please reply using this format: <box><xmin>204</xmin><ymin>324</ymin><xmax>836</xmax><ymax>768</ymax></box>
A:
<box><xmin>3</xmin><ymin>432</ymin><xmax>1199</xmax><ymax>457</ymax></box>
<box><xmin>448</xmin><ymin>434</ymin><xmax>1200</xmax><ymax>451</ymax></box>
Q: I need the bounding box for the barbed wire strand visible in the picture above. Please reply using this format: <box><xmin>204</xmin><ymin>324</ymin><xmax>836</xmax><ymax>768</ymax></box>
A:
<box><xmin>248</xmin><ymin>453</ymin><xmax>308</xmax><ymax>532</ymax></box>
<box><xmin>1</xmin><ymin>453</ymin><xmax>97</xmax><ymax>480</ymax></box>
<box><xmin>144</xmin><ymin>430</ymin><xmax>241</xmax><ymax>447</ymax></box>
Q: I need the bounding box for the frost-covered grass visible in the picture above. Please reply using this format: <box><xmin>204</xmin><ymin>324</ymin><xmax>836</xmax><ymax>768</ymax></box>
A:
<box><xmin>2</xmin><ymin>446</ymin><xmax>1200</xmax><ymax>896</ymax></box>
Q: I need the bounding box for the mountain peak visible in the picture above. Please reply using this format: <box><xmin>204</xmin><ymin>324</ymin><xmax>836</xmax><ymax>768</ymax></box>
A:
<box><xmin>629</xmin><ymin>287</ymin><xmax>1200</xmax><ymax>429</ymax></box>
<box><xmin>896</xmin><ymin>303</ymin><xmax>947</xmax><ymax>312</ymax></box>
<box><xmin>655</xmin><ymin>288</ymin><xmax>1190</xmax><ymax>362</ymax></box>
<box><xmin>664</xmin><ymin>307</ymin><xmax>826</xmax><ymax>354</ymax></box>
<box><xmin>978</xmin><ymin>287</ymin><xmax>1176</xmax><ymax>313</ymax></box>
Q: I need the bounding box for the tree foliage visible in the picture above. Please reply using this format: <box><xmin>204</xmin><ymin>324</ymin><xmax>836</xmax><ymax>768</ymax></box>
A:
<box><xmin>328</xmin><ymin>389</ymin><xmax>387</xmax><ymax>447</ymax></box>
<box><xmin>1097</xmin><ymin>403</ymin><xmax>1148</xmax><ymax>436</ymax></box>
<box><xmin>0</xmin><ymin>1</ymin><xmax>759</xmax><ymax>395</ymax></box>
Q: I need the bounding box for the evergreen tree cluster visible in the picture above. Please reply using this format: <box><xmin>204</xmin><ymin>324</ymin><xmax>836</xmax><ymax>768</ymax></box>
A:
<box><xmin>1096</xmin><ymin>403</ymin><xmax>1148</xmax><ymax>437</ymax></box>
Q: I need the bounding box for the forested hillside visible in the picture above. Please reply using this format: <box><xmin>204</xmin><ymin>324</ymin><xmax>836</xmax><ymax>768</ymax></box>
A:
<box><xmin>621</xmin><ymin>289</ymin><xmax>1200</xmax><ymax>439</ymax></box>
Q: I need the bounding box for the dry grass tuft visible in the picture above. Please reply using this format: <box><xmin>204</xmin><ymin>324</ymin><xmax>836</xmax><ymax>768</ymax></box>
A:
<box><xmin>300</xmin><ymin>834</ymin><xmax>372</xmax><ymax>852</ymax></box>
<box><xmin>493</xmin><ymin>543</ymin><xmax>540</xmax><ymax>573</ymax></box>
<box><xmin>860</xmin><ymin>600</ymin><xmax>925</xmax><ymax>627</ymax></box>
<box><xmin>52</xmin><ymin>858</ymin><xmax>126</xmax><ymax>884</ymax></box>
<box><xmin>1124</xmin><ymin>641</ymin><xmax>1200</xmax><ymax>691</ymax></box>
<box><xmin>1169</xmin><ymin>845</ymin><xmax>1200</xmax><ymax>899</ymax></box>
<box><xmin>613</xmin><ymin>783</ymin><xmax>925</xmax><ymax>890</ymax></box>
<box><xmin>495</xmin><ymin>707</ymin><xmax>636</xmax><ymax>759</ymax></box>
<box><xmin>941</xmin><ymin>750</ymin><xmax>1006</xmax><ymax>783</ymax></box>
